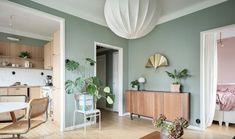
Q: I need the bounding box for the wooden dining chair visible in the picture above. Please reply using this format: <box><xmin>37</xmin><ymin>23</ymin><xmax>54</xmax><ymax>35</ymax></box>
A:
<box><xmin>0</xmin><ymin>97</ymin><xmax>49</xmax><ymax>138</ymax></box>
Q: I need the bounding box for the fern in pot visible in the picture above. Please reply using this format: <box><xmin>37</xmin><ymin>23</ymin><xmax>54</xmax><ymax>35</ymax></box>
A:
<box><xmin>165</xmin><ymin>69</ymin><xmax>190</xmax><ymax>92</ymax></box>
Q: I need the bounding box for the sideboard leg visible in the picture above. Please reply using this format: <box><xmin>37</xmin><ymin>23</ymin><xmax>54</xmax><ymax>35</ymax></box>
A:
<box><xmin>130</xmin><ymin>113</ymin><xmax>133</xmax><ymax>120</ymax></box>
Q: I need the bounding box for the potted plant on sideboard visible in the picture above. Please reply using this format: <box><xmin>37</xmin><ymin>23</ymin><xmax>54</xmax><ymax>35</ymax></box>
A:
<box><xmin>130</xmin><ymin>80</ymin><xmax>140</xmax><ymax>91</ymax></box>
<box><xmin>165</xmin><ymin>69</ymin><xmax>190</xmax><ymax>92</ymax></box>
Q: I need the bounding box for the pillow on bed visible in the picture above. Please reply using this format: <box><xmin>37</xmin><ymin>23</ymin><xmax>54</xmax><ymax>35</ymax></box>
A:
<box><xmin>217</xmin><ymin>88</ymin><xmax>229</xmax><ymax>92</ymax></box>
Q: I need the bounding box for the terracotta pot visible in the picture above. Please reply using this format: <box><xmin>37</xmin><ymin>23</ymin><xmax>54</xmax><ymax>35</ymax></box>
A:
<box><xmin>171</xmin><ymin>84</ymin><xmax>181</xmax><ymax>92</ymax></box>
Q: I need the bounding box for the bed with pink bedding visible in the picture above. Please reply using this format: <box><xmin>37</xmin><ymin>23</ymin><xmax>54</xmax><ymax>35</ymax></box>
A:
<box><xmin>214</xmin><ymin>84</ymin><xmax>235</xmax><ymax>126</ymax></box>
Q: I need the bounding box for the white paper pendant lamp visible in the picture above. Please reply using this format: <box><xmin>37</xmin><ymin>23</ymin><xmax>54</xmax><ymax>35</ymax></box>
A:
<box><xmin>104</xmin><ymin>0</ymin><xmax>161</xmax><ymax>39</ymax></box>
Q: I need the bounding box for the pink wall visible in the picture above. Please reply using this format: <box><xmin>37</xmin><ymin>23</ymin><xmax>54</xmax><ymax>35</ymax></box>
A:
<box><xmin>218</xmin><ymin>37</ymin><xmax>235</xmax><ymax>84</ymax></box>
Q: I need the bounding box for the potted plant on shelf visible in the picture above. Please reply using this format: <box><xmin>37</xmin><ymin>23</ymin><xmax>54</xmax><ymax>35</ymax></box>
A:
<box><xmin>19</xmin><ymin>51</ymin><xmax>31</xmax><ymax>59</ymax></box>
<box><xmin>130</xmin><ymin>80</ymin><xmax>140</xmax><ymax>91</ymax></box>
<box><xmin>165</xmin><ymin>69</ymin><xmax>190</xmax><ymax>92</ymax></box>
<box><xmin>153</xmin><ymin>114</ymin><xmax>189</xmax><ymax>139</ymax></box>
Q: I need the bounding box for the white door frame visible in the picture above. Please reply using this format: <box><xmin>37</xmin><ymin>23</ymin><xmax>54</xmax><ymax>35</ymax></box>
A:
<box><xmin>200</xmin><ymin>24</ymin><xmax>235</xmax><ymax>130</ymax></box>
<box><xmin>2</xmin><ymin>1</ymin><xmax>66</xmax><ymax>131</ymax></box>
<box><xmin>112</xmin><ymin>51</ymin><xmax>119</xmax><ymax>112</ymax></box>
<box><xmin>94</xmin><ymin>42</ymin><xmax>124</xmax><ymax>116</ymax></box>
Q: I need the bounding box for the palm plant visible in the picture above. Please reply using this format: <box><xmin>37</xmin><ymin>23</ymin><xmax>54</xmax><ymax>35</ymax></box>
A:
<box><xmin>165</xmin><ymin>69</ymin><xmax>190</xmax><ymax>85</ymax></box>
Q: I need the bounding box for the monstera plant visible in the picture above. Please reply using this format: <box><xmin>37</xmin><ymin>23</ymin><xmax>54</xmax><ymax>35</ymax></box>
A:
<box><xmin>65</xmin><ymin>58</ymin><xmax>114</xmax><ymax>108</ymax></box>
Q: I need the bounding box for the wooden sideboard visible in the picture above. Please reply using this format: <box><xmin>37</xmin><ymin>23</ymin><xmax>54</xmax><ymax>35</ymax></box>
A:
<box><xmin>125</xmin><ymin>90</ymin><xmax>190</xmax><ymax>121</ymax></box>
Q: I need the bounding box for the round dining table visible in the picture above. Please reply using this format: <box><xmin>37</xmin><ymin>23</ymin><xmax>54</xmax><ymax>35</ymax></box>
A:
<box><xmin>0</xmin><ymin>102</ymin><xmax>28</xmax><ymax>123</ymax></box>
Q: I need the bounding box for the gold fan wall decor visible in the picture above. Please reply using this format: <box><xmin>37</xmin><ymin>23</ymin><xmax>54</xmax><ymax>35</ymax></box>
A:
<box><xmin>145</xmin><ymin>53</ymin><xmax>168</xmax><ymax>69</ymax></box>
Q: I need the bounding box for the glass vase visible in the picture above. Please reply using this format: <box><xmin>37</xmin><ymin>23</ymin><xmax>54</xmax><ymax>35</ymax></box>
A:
<box><xmin>160</xmin><ymin>127</ymin><xmax>170</xmax><ymax>139</ymax></box>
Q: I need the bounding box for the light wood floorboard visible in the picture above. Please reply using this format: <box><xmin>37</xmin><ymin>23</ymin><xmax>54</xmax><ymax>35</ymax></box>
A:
<box><xmin>0</xmin><ymin>110</ymin><xmax>234</xmax><ymax>139</ymax></box>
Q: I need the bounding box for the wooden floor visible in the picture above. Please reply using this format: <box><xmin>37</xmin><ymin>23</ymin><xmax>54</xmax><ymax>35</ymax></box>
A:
<box><xmin>0</xmin><ymin>110</ymin><xmax>235</xmax><ymax>139</ymax></box>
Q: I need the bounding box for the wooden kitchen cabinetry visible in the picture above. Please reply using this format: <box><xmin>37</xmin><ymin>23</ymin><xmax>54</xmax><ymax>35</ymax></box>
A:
<box><xmin>0</xmin><ymin>87</ymin><xmax>42</xmax><ymax>101</ymax></box>
<box><xmin>8</xmin><ymin>87</ymin><xmax>28</xmax><ymax>96</ymax></box>
<box><xmin>0</xmin><ymin>41</ymin><xmax>44</xmax><ymax>69</ymax></box>
<box><xmin>29</xmin><ymin>87</ymin><xmax>41</xmax><ymax>100</ymax></box>
<box><xmin>0</xmin><ymin>87</ymin><xmax>41</xmax><ymax>122</ymax></box>
<box><xmin>125</xmin><ymin>90</ymin><xmax>190</xmax><ymax>121</ymax></box>
<box><xmin>44</xmin><ymin>42</ymin><xmax>53</xmax><ymax>70</ymax></box>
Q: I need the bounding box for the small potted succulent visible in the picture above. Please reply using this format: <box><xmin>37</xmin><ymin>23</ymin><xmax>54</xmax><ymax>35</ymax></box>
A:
<box><xmin>153</xmin><ymin>114</ymin><xmax>189</xmax><ymax>139</ymax></box>
<box><xmin>130</xmin><ymin>80</ymin><xmax>140</xmax><ymax>91</ymax></box>
<box><xmin>165</xmin><ymin>69</ymin><xmax>190</xmax><ymax>92</ymax></box>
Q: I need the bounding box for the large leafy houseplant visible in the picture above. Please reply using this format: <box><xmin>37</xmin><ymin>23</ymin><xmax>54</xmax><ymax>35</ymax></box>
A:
<box><xmin>65</xmin><ymin>59</ymin><xmax>114</xmax><ymax>108</ymax></box>
<box><xmin>165</xmin><ymin>69</ymin><xmax>190</xmax><ymax>92</ymax></box>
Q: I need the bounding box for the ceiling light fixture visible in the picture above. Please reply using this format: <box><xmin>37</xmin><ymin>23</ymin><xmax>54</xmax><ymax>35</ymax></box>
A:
<box><xmin>104</xmin><ymin>0</ymin><xmax>161</xmax><ymax>39</ymax></box>
<box><xmin>6</xmin><ymin>37</ymin><xmax>20</xmax><ymax>42</ymax></box>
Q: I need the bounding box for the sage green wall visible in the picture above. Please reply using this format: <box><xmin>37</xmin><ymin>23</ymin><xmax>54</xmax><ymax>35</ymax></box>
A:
<box><xmin>10</xmin><ymin>0</ymin><xmax>235</xmax><ymax>128</ymax></box>
<box><xmin>9</xmin><ymin>0</ymin><xmax>128</xmax><ymax>127</ymax></box>
<box><xmin>128</xmin><ymin>0</ymin><xmax>235</xmax><ymax>126</ymax></box>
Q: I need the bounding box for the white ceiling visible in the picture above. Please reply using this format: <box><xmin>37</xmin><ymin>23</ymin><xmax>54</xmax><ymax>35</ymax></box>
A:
<box><xmin>31</xmin><ymin>0</ymin><xmax>227</xmax><ymax>26</ymax></box>
<box><xmin>0</xmin><ymin>1</ymin><xmax>60</xmax><ymax>41</ymax></box>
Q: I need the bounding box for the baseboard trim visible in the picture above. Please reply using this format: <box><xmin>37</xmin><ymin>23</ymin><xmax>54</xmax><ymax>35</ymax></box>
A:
<box><xmin>188</xmin><ymin>125</ymin><xmax>202</xmax><ymax>131</ymax></box>
<box><xmin>64</xmin><ymin>121</ymin><xmax>96</xmax><ymax>131</ymax></box>
<box><xmin>123</xmin><ymin>112</ymin><xmax>202</xmax><ymax>131</ymax></box>
<box><xmin>122</xmin><ymin>112</ymin><xmax>130</xmax><ymax>116</ymax></box>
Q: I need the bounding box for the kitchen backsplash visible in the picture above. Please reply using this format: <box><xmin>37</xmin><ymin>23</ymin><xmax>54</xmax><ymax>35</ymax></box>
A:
<box><xmin>0</xmin><ymin>68</ymin><xmax>52</xmax><ymax>86</ymax></box>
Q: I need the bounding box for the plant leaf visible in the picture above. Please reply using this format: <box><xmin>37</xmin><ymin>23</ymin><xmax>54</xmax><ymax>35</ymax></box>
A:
<box><xmin>65</xmin><ymin>80</ymin><xmax>75</xmax><ymax>94</ymax></box>
<box><xmin>65</xmin><ymin>59</ymin><xmax>79</xmax><ymax>71</ymax></box>
<box><xmin>166</xmin><ymin>71</ymin><xmax>175</xmax><ymax>79</ymax></box>
<box><xmin>107</xmin><ymin>96</ymin><xmax>113</xmax><ymax>104</ymax></box>
<box><xmin>74</xmin><ymin>77</ymin><xmax>85</xmax><ymax>92</ymax></box>
<box><xmin>104</xmin><ymin>87</ymin><xmax>110</xmax><ymax>93</ymax></box>
<box><xmin>86</xmin><ymin>84</ymin><xmax>97</xmax><ymax>95</ymax></box>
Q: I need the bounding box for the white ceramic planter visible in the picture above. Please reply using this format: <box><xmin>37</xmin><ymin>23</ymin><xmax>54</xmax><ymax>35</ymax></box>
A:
<box><xmin>171</xmin><ymin>84</ymin><xmax>181</xmax><ymax>92</ymax></box>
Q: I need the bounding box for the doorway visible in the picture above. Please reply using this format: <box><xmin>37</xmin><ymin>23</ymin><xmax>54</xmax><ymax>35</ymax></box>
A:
<box><xmin>1</xmin><ymin>1</ymin><xmax>66</xmax><ymax>131</ymax></box>
<box><xmin>200</xmin><ymin>24</ymin><xmax>235</xmax><ymax>130</ymax></box>
<box><xmin>94</xmin><ymin>42</ymin><xmax>123</xmax><ymax>116</ymax></box>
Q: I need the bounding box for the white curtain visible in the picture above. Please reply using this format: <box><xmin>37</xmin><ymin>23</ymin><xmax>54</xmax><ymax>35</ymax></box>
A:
<box><xmin>203</xmin><ymin>33</ymin><xmax>218</xmax><ymax>127</ymax></box>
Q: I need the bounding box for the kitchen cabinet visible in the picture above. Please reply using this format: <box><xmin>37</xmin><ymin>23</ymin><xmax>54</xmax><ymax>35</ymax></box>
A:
<box><xmin>0</xmin><ymin>87</ymin><xmax>28</xmax><ymax>122</ymax></box>
<box><xmin>0</xmin><ymin>88</ymin><xmax>8</xmax><ymax>102</ymax></box>
<box><xmin>0</xmin><ymin>86</ymin><xmax>42</xmax><ymax>101</ymax></box>
<box><xmin>29</xmin><ymin>87</ymin><xmax>41</xmax><ymax>100</ymax></box>
<box><xmin>44</xmin><ymin>42</ymin><xmax>53</xmax><ymax>70</ymax></box>
<box><xmin>53</xmin><ymin>30</ymin><xmax>60</xmax><ymax>55</ymax></box>
<box><xmin>8</xmin><ymin>87</ymin><xmax>28</xmax><ymax>96</ymax></box>
<box><xmin>0</xmin><ymin>41</ymin><xmax>44</xmax><ymax>69</ymax></box>
<box><xmin>125</xmin><ymin>90</ymin><xmax>190</xmax><ymax>121</ymax></box>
